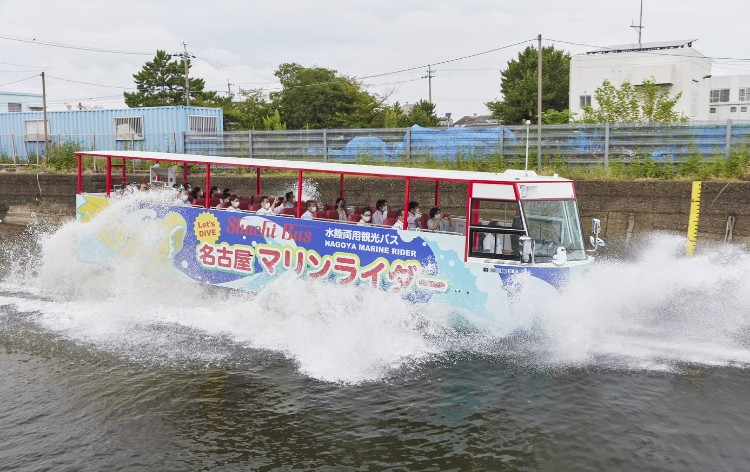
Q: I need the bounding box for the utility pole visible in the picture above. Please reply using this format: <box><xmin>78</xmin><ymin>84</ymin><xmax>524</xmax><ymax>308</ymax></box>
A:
<box><xmin>422</xmin><ymin>64</ymin><xmax>435</xmax><ymax>103</ymax></box>
<box><xmin>537</xmin><ymin>34</ymin><xmax>542</xmax><ymax>172</ymax></box>
<box><xmin>41</xmin><ymin>71</ymin><xmax>49</xmax><ymax>158</ymax></box>
<box><xmin>227</xmin><ymin>80</ymin><xmax>233</xmax><ymax>99</ymax></box>
<box><xmin>631</xmin><ymin>0</ymin><xmax>644</xmax><ymax>47</ymax></box>
<box><xmin>183</xmin><ymin>42</ymin><xmax>190</xmax><ymax>106</ymax></box>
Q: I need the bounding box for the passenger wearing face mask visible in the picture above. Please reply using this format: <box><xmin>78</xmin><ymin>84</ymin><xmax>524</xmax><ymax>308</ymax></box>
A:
<box><xmin>301</xmin><ymin>200</ymin><xmax>317</xmax><ymax>220</ymax></box>
<box><xmin>274</xmin><ymin>191</ymin><xmax>295</xmax><ymax>214</ymax></box>
<box><xmin>334</xmin><ymin>197</ymin><xmax>348</xmax><ymax>221</ymax></box>
<box><xmin>256</xmin><ymin>196</ymin><xmax>274</xmax><ymax>215</ymax></box>
<box><xmin>226</xmin><ymin>195</ymin><xmax>241</xmax><ymax>212</ymax></box>
<box><xmin>191</xmin><ymin>187</ymin><xmax>204</xmax><ymax>201</ymax></box>
<box><xmin>373</xmin><ymin>199</ymin><xmax>387</xmax><ymax>226</ymax></box>
<box><xmin>391</xmin><ymin>209</ymin><xmax>406</xmax><ymax>230</ymax></box>
<box><xmin>407</xmin><ymin>201</ymin><xmax>422</xmax><ymax>230</ymax></box>
<box><xmin>426</xmin><ymin>207</ymin><xmax>452</xmax><ymax>232</ymax></box>
<box><xmin>215</xmin><ymin>193</ymin><xmax>231</xmax><ymax>210</ymax></box>
<box><xmin>358</xmin><ymin>208</ymin><xmax>373</xmax><ymax>226</ymax></box>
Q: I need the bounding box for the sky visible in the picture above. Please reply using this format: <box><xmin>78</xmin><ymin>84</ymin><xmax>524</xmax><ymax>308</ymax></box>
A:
<box><xmin>1</xmin><ymin>0</ymin><xmax>748</xmax><ymax>119</ymax></box>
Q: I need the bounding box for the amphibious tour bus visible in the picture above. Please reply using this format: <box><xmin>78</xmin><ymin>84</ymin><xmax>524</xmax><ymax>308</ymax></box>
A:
<box><xmin>74</xmin><ymin>150</ymin><xmax>602</xmax><ymax>324</ymax></box>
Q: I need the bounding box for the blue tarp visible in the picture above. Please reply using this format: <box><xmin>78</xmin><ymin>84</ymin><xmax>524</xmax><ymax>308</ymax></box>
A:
<box><xmin>331</xmin><ymin>125</ymin><xmax>517</xmax><ymax>161</ymax></box>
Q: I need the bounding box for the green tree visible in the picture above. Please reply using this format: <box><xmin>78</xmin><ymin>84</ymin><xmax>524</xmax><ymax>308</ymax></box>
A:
<box><xmin>486</xmin><ymin>46</ymin><xmax>570</xmax><ymax>124</ymax></box>
<box><xmin>404</xmin><ymin>99</ymin><xmax>439</xmax><ymax>127</ymax></box>
<box><xmin>124</xmin><ymin>50</ymin><xmax>218</xmax><ymax>107</ymax></box>
<box><xmin>581</xmin><ymin>78</ymin><xmax>686</xmax><ymax>123</ymax></box>
<box><xmin>383</xmin><ymin>104</ymin><xmax>403</xmax><ymax>128</ymax></box>
<box><xmin>270</xmin><ymin>63</ymin><xmax>382</xmax><ymax>129</ymax></box>
<box><xmin>222</xmin><ymin>88</ymin><xmax>273</xmax><ymax>130</ymax></box>
<box><xmin>370</xmin><ymin>100</ymin><xmax>439</xmax><ymax>128</ymax></box>
<box><xmin>262</xmin><ymin>109</ymin><xmax>287</xmax><ymax>130</ymax></box>
<box><xmin>542</xmin><ymin>109</ymin><xmax>573</xmax><ymax>124</ymax></box>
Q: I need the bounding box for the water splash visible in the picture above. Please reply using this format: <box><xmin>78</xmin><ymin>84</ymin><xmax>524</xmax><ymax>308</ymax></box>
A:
<box><xmin>2</xmin><ymin>192</ymin><xmax>750</xmax><ymax>383</ymax></box>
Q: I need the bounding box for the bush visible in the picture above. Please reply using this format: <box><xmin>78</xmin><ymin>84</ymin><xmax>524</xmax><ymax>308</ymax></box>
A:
<box><xmin>44</xmin><ymin>142</ymin><xmax>80</xmax><ymax>171</ymax></box>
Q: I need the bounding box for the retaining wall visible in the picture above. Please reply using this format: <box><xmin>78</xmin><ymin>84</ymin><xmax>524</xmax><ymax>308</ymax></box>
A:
<box><xmin>0</xmin><ymin>172</ymin><xmax>747</xmax><ymax>249</ymax></box>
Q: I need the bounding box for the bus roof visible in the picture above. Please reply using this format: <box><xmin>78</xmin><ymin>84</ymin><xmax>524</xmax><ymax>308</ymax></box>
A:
<box><xmin>76</xmin><ymin>150</ymin><xmax>571</xmax><ymax>184</ymax></box>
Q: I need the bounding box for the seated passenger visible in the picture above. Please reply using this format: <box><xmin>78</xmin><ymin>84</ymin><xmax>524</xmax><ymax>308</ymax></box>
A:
<box><xmin>210</xmin><ymin>186</ymin><xmax>220</xmax><ymax>197</ymax></box>
<box><xmin>226</xmin><ymin>195</ymin><xmax>241</xmax><ymax>212</ymax></box>
<box><xmin>256</xmin><ymin>196</ymin><xmax>274</xmax><ymax>215</ymax></box>
<box><xmin>373</xmin><ymin>199</ymin><xmax>388</xmax><ymax>226</ymax></box>
<box><xmin>301</xmin><ymin>200</ymin><xmax>317</xmax><ymax>220</ymax></box>
<box><xmin>392</xmin><ymin>209</ymin><xmax>406</xmax><ymax>230</ymax></box>
<box><xmin>426</xmin><ymin>207</ymin><xmax>452</xmax><ymax>232</ymax></box>
<box><xmin>335</xmin><ymin>197</ymin><xmax>348</xmax><ymax>222</ymax></box>
<box><xmin>191</xmin><ymin>187</ymin><xmax>204</xmax><ymax>201</ymax></box>
<box><xmin>483</xmin><ymin>221</ymin><xmax>513</xmax><ymax>255</ymax></box>
<box><xmin>407</xmin><ymin>201</ymin><xmax>421</xmax><ymax>230</ymax></box>
<box><xmin>215</xmin><ymin>193</ymin><xmax>230</xmax><ymax>210</ymax></box>
<box><xmin>358</xmin><ymin>208</ymin><xmax>373</xmax><ymax>226</ymax></box>
<box><xmin>274</xmin><ymin>191</ymin><xmax>295</xmax><ymax>214</ymax></box>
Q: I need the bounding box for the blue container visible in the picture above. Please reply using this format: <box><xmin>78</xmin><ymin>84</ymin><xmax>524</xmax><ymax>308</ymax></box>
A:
<box><xmin>0</xmin><ymin>105</ymin><xmax>223</xmax><ymax>162</ymax></box>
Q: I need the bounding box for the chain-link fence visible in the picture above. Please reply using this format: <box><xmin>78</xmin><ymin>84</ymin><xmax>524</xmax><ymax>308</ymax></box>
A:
<box><xmin>2</xmin><ymin>121</ymin><xmax>748</xmax><ymax>167</ymax></box>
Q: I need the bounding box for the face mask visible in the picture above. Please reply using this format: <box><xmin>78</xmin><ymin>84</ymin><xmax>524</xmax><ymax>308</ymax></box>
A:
<box><xmin>311</xmin><ymin>206</ymin><xmax>317</xmax><ymax>212</ymax></box>
<box><xmin>363</xmin><ymin>216</ymin><xmax>371</xmax><ymax>222</ymax></box>
<box><xmin>382</xmin><ymin>206</ymin><xmax>388</xmax><ymax>212</ymax></box>
<box><xmin>232</xmin><ymin>201</ymin><xmax>240</xmax><ymax>208</ymax></box>
<box><xmin>181</xmin><ymin>194</ymin><xmax>188</xmax><ymax>201</ymax></box>
<box><xmin>199</xmin><ymin>191</ymin><xmax>204</xmax><ymax>197</ymax></box>
<box><xmin>263</xmin><ymin>202</ymin><xmax>270</xmax><ymax>209</ymax></box>
<box><xmin>435</xmin><ymin>212</ymin><xmax>441</xmax><ymax>218</ymax></box>
<box><xmin>338</xmin><ymin>202</ymin><xmax>345</xmax><ymax>208</ymax></box>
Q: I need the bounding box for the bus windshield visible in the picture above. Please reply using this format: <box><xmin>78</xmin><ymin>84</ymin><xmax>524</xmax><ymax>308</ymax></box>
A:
<box><xmin>521</xmin><ymin>199</ymin><xmax>586</xmax><ymax>261</ymax></box>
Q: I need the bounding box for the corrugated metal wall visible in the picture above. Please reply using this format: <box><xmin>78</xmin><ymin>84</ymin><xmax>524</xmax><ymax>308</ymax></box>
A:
<box><xmin>0</xmin><ymin>106</ymin><xmax>223</xmax><ymax>161</ymax></box>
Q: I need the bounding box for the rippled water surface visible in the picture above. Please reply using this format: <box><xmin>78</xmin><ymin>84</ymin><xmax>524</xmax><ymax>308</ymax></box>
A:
<box><xmin>2</xmin><ymin>199</ymin><xmax>750</xmax><ymax>471</ymax></box>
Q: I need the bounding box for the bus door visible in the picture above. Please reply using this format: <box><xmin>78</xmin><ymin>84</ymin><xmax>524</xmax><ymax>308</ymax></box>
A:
<box><xmin>465</xmin><ymin>183</ymin><xmax>526</xmax><ymax>262</ymax></box>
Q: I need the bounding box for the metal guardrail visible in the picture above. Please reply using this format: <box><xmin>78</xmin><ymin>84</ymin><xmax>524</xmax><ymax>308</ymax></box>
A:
<box><xmin>1</xmin><ymin>121</ymin><xmax>748</xmax><ymax>166</ymax></box>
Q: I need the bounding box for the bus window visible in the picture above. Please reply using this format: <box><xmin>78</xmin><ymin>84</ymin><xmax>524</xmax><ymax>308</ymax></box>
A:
<box><xmin>520</xmin><ymin>199</ymin><xmax>586</xmax><ymax>261</ymax></box>
<box><xmin>467</xmin><ymin>199</ymin><xmax>525</xmax><ymax>260</ymax></box>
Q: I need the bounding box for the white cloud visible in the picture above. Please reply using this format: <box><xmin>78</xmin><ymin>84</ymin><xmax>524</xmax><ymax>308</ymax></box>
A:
<box><xmin>0</xmin><ymin>0</ymin><xmax>747</xmax><ymax>117</ymax></box>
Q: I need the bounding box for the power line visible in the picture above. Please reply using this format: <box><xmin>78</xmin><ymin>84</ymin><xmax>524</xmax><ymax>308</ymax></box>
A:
<box><xmin>0</xmin><ymin>60</ymin><xmax>48</xmax><ymax>68</ymax></box>
<box><xmin>45</xmin><ymin>75</ymin><xmax>134</xmax><ymax>89</ymax></box>
<box><xmin>210</xmin><ymin>38</ymin><xmax>533</xmax><ymax>95</ymax></box>
<box><xmin>192</xmin><ymin>57</ymin><xmax>278</xmax><ymax>81</ymax></box>
<box><xmin>0</xmin><ymin>74</ymin><xmax>40</xmax><ymax>87</ymax></box>
<box><xmin>45</xmin><ymin>94</ymin><xmax>125</xmax><ymax>104</ymax></box>
<box><xmin>366</xmin><ymin>77</ymin><xmax>423</xmax><ymax>87</ymax></box>
<box><xmin>0</xmin><ymin>34</ymin><xmax>153</xmax><ymax>55</ymax></box>
<box><xmin>358</xmin><ymin>38</ymin><xmax>535</xmax><ymax>80</ymax></box>
<box><xmin>548</xmin><ymin>38</ymin><xmax>750</xmax><ymax>62</ymax></box>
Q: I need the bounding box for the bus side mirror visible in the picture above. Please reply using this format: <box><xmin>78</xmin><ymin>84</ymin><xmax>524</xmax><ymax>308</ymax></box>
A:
<box><xmin>519</xmin><ymin>235</ymin><xmax>534</xmax><ymax>264</ymax></box>
<box><xmin>589</xmin><ymin>218</ymin><xmax>605</xmax><ymax>250</ymax></box>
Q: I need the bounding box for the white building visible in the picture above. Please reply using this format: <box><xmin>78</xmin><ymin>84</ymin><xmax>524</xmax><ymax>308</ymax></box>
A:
<box><xmin>0</xmin><ymin>91</ymin><xmax>43</xmax><ymax>113</ymax></box>
<box><xmin>706</xmin><ymin>74</ymin><xmax>750</xmax><ymax>121</ymax></box>
<box><xmin>569</xmin><ymin>40</ymin><xmax>712</xmax><ymax>121</ymax></box>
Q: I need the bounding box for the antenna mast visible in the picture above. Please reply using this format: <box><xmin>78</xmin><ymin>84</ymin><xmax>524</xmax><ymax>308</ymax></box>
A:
<box><xmin>630</xmin><ymin>0</ymin><xmax>644</xmax><ymax>47</ymax></box>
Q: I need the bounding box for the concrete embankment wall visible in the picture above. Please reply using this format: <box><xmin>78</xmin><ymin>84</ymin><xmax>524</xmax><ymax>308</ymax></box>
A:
<box><xmin>0</xmin><ymin>172</ymin><xmax>748</xmax><ymax>249</ymax></box>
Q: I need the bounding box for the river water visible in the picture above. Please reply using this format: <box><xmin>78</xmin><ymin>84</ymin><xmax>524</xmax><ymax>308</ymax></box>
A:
<box><xmin>1</xmin><ymin>207</ymin><xmax>750</xmax><ymax>471</ymax></box>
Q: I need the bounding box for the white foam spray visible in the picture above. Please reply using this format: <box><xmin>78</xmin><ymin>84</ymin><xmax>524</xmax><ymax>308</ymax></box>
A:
<box><xmin>2</xmin><ymin>192</ymin><xmax>750</xmax><ymax>383</ymax></box>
